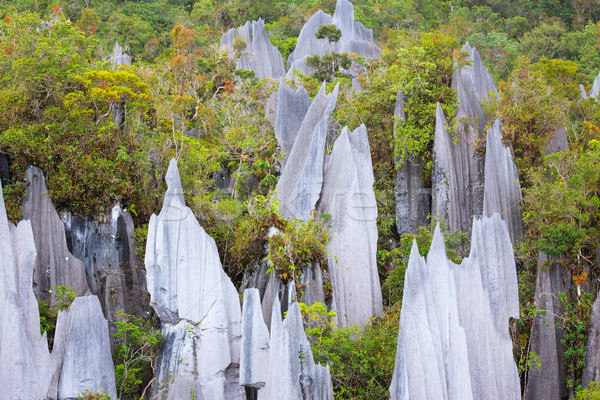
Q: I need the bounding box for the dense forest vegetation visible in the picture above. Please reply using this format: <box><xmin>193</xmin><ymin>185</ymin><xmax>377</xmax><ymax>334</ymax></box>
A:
<box><xmin>1</xmin><ymin>0</ymin><xmax>600</xmax><ymax>398</ymax></box>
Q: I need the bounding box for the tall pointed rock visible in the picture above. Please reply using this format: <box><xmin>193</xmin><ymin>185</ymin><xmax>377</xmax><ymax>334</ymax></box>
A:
<box><xmin>146</xmin><ymin>158</ymin><xmax>242</xmax><ymax>399</ymax></box>
<box><xmin>318</xmin><ymin>125</ymin><xmax>382</xmax><ymax>327</ymax></box>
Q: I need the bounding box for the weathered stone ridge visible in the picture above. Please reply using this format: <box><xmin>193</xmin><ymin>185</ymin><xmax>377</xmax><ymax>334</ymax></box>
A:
<box><xmin>275</xmin><ymin>82</ymin><xmax>339</xmax><ymax>220</ymax></box>
<box><xmin>482</xmin><ymin>119</ymin><xmax>523</xmax><ymax>244</ymax></box>
<box><xmin>319</xmin><ymin>125</ymin><xmax>382</xmax><ymax>327</ymax></box>
<box><xmin>394</xmin><ymin>89</ymin><xmax>431</xmax><ymax>235</ymax></box>
<box><xmin>525</xmin><ymin>253</ymin><xmax>571</xmax><ymax>400</ymax></box>
<box><xmin>146</xmin><ymin>158</ymin><xmax>242</xmax><ymax>399</ymax></box>
<box><xmin>390</xmin><ymin>214</ymin><xmax>520</xmax><ymax>399</ymax></box>
<box><xmin>287</xmin><ymin>0</ymin><xmax>380</xmax><ymax>76</ymax></box>
<box><xmin>220</xmin><ymin>19</ymin><xmax>286</xmax><ymax>79</ymax></box>
<box><xmin>61</xmin><ymin>204</ymin><xmax>151</xmax><ymax>342</ymax></box>
<box><xmin>275</xmin><ymin>81</ymin><xmax>311</xmax><ymax>170</ymax></box>
<box><xmin>22</xmin><ymin>166</ymin><xmax>90</xmax><ymax>305</ymax></box>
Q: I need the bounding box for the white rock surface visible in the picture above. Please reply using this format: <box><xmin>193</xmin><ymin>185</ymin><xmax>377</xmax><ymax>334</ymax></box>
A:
<box><xmin>482</xmin><ymin>119</ymin><xmax>523</xmax><ymax>244</ymax></box>
<box><xmin>275</xmin><ymin>82</ymin><xmax>338</xmax><ymax>220</ymax></box>
<box><xmin>318</xmin><ymin>125</ymin><xmax>382</xmax><ymax>327</ymax></box>
<box><xmin>275</xmin><ymin>81</ymin><xmax>311</xmax><ymax>170</ymax></box>
<box><xmin>146</xmin><ymin>158</ymin><xmax>243</xmax><ymax>399</ymax></box>
<box><xmin>22</xmin><ymin>166</ymin><xmax>90</xmax><ymax>305</ymax></box>
<box><xmin>240</xmin><ymin>288</ymin><xmax>270</xmax><ymax>389</ymax></box>
<box><xmin>56</xmin><ymin>295</ymin><xmax>117</xmax><ymax>400</ymax></box>
<box><xmin>220</xmin><ymin>19</ymin><xmax>286</xmax><ymax>79</ymax></box>
<box><xmin>390</xmin><ymin>214</ymin><xmax>520</xmax><ymax>399</ymax></box>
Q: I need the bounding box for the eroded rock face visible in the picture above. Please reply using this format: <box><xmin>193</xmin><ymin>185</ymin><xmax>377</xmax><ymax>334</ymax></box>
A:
<box><xmin>526</xmin><ymin>253</ymin><xmax>571</xmax><ymax>400</ymax></box>
<box><xmin>259</xmin><ymin>299</ymin><xmax>334</xmax><ymax>400</ymax></box>
<box><xmin>394</xmin><ymin>89</ymin><xmax>431</xmax><ymax>235</ymax></box>
<box><xmin>275</xmin><ymin>82</ymin><xmax>338</xmax><ymax>220</ymax></box>
<box><xmin>0</xmin><ymin>152</ymin><xmax>8</xmax><ymax>186</ymax></box>
<box><xmin>432</xmin><ymin>43</ymin><xmax>496</xmax><ymax>234</ymax></box>
<box><xmin>580</xmin><ymin>72</ymin><xmax>600</xmax><ymax>99</ymax></box>
<box><xmin>61</xmin><ymin>205</ymin><xmax>151</xmax><ymax>340</ymax></box>
<box><xmin>319</xmin><ymin>125</ymin><xmax>382</xmax><ymax>327</ymax></box>
<box><xmin>0</xmin><ymin>185</ymin><xmax>53</xmax><ymax>400</ymax></box>
<box><xmin>22</xmin><ymin>167</ymin><xmax>90</xmax><ymax>305</ymax></box>
<box><xmin>544</xmin><ymin>127</ymin><xmax>569</xmax><ymax>156</ymax></box>
<box><xmin>287</xmin><ymin>0</ymin><xmax>379</xmax><ymax>76</ymax></box>
<box><xmin>390</xmin><ymin>214</ymin><xmax>520</xmax><ymax>399</ymax></box>
<box><xmin>109</xmin><ymin>41</ymin><xmax>131</xmax><ymax>66</ymax></box>
<box><xmin>584</xmin><ymin>291</ymin><xmax>600</xmax><ymax>388</ymax></box>
<box><xmin>220</xmin><ymin>19</ymin><xmax>285</xmax><ymax>79</ymax></box>
<box><xmin>275</xmin><ymin>81</ymin><xmax>311</xmax><ymax>170</ymax></box>
<box><xmin>146</xmin><ymin>158</ymin><xmax>242</xmax><ymax>399</ymax></box>
<box><xmin>240</xmin><ymin>289</ymin><xmax>270</xmax><ymax>390</ymax></box>
<box><xmin>56</xmin><ymin>295</ymin><xmax>117</xmax><ymax>400</ymax></box>
<box><xmin>482</xmin><ymin>119</ymin><xmax>523</xmax><ymax>244</ymax></box>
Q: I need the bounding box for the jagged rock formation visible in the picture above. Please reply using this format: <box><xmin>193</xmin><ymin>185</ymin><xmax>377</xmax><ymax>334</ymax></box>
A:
<box><xmin>22</xmin><ymin>167</ymin><xmax>90</xmax><ymax>305</ymax></box>
<box><xmin>220</xmin><ymin>19</ymin><xmax>285</xmax><ymax>79</ymax></box>
<box><xmin>260</xmin><ymin>299</ymin><xmax>334</xmax><ymax>399</ymax></box>
<box><xmin>287</xmin><ymin>0</ymin><xmax>379</xmax><ymax>76</ymax></box>
<box><xmin>61</xmin><ymin>204</ymin><xmax>151</xmax><ymax>339</ymax></box>
<box><xmin>146</xmin><ymin>158</ymin><xmax>242</xmax><ymax>399</ymax></box>
<box><xmin>109</xmin><ymin>41</ymin><xmax>131</xmax><ymax>66</ymax></box>
<box><xmin>319</xmin><ymin>125</ymin><xmax>382</xmax><ymax>327</ymax></box>
<box><xmin>240</xmin><ymin>288</ymin><xmax>270</xmax><ymax>397</ymax></box>
<box><xmin>54</xmin><ymin>295</ymin><xmax>117</xmax><ymax>400</ymax></box>
<box><xmin>526</xmin><ymin>253</ymin><xmax>571</xmax><ymax>400</ymax></box>
<box><xmin>584</xmin><ymin>291</ymin><xmax>600</xmax><ymax>388</ymax></box>
<box><xmin>432</xmin><ymin>43</ymin><xmax>496</xmax><ymax>233</ymax></box>
<box><xmin>275</xmin><ymin>82</ymin><xmax>338</xmax><ymax>220</ymax></box>
<box><xmin>394</xmin><ymin>89</ymin><xmax>431</xmax><ymax>235</ymax></box>
<box><xmin>390</xmin><ymin>214</ymin><xmax>520</xmax><ymax>399</ymax></box>
<box><xmin>482</xmin><ymin>119</ymin><xmax>523</xmax><ymax>244</ymax></box>
<box><xmin>275</xmin><ymin>81</ymin><xmax>311</xmax><ymax>170</ymax></box>
<box><xmin>580</xmin><ymin>72</ymin><xmax>600</xmax><ymax>99</ymax></box>
<box><xmin>1</xmin><ymin>183</ymin><xmax>115</xmax><ymax>400</ymax></box>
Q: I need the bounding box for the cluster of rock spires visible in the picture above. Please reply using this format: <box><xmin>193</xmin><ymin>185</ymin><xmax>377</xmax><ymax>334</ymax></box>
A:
<box><xmin>219</xmin><ymin>0</ymin><xmax>380</xmax><ymax>84</ymax></box>
<box><xmin>0</xmin><ymin>173</ymin><xmax>117</xmax><ymax>399</ymax></box>
<box><xmin>390</xmin><ymin>214</ymin><xmax>520</xmax><ymax>399</ymax></box>
<box><xmin>145</xmin><ymin>158</ymin><xmax>334</xmax><ymax>399</ymax></box>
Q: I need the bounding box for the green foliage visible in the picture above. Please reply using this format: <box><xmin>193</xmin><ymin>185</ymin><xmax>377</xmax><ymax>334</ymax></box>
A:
<box><xmin>380</xmin><ymin>221</ymin><xmax>468</xmax><ymax>306</ymax></box>
<box><xmin>385</xmin><ymin>30</ymin><xmax>459</xmax><ymax>171</ymax></box>
<box><xmin>311</xmin><ymin>303</ymin><xmax>401</xmax><ymax>399</ymax></box>
<box><xmin>315</xmin><ymin>24</ymin><xmax>342</xmax><ymax>43</ymax></box>
<box><xmin>558</xmin><ymin>290</ymin><xmax>595</xmax><ymax>391</ymax></box>
<box><xmin>268</xmin><ymin>211</ymin><xmax>330</xmax><ymax>283</ymax></box>
<box><xmin>577</xmin><ymin>381</ymin><xmax>600</xmax><ymax>399</ymax></box>
<box><xmin>78</xmin><ymin>390</ymin><xmax>111</xmax><ymax>400</ymax></box>
<box><xmin>113</xmin><ymin>311</ymin><xmax>163</xmax><ymax>400</ymax></box>
<box><xmin>522</xmin><ymin>144</ymin><xmax>600</xmax><ymax>269</ymax></box>
<box><xmin>298</xmin><ymin>301</ymin><xmax>337</xmax><ymax>343</ymax></box>
<box><xmin>52</xmin><ymin>285</ymin><xmax>77</xmax><ymax>310</ymax></box>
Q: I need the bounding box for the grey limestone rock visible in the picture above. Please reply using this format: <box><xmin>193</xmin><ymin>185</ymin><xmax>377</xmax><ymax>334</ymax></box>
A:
<box><xmin>432</xmin><ymin>43</ymin><xmax>496</xmax><ymax>233</ymax></box>
<box><xmin>0</xmin><ymin>191</ymin><xmax>53</xmax><ymax>400</ymax></box>
<box><xmin>220</xmin><ymin>19</ymin><xmax>285</xmax><ymax>79</ymax></box>
<box><xmin>109</xmin><ymin>41</ymin><xmax>131</xmax><ymax>66</ymax></box>
<box><xmin>240</xmin><ymin>289</ymin><xmax>270</xmax><ymax>390</ymax></box>
<box><xmin>146</xmin><ymin>158</ymin><xmax>243</xmax><ymax>399</ymax></box>
<box><xmin>394</xmin><ymin>89</ymin><xmax>431</xmax><ymax>235</ymax></box>
<box><xmin>299</xmin><ymin>262</ymin><xmax>327</xmax><ymax>308</ymax></box>
<box><xmin>318</xmin><ymin>125</ymin><xmax>382</xmax><ymax>327</ymax></box>
<box><xmin>61</xmin><ymin>204</ymin><xmax>151</xmax><ymax>340</ymax></box>
<box><xmin>275</xmin><ymin>81</ymin><xmax>311</xmax><ymax>170</ymax></box>
<box><xmin>582</xmin><ymin>72</ymin><xmax>600</xmax><ymax>99</ymax></box>
<box><xmin>482</xmin><ymin>119</ymin><xmax>523</xmax><ymax>244</ymax></box>
<box><xmin>56</xmin><ymin>295</ymin><xmax>117</xmax><ymax>400</ymax></box>
<box><xmin>526</xmin><ymin>253</ymin><xmax>571</xmax><ymax>400</ymax></box>
<box><xmin>275</xmin><ymin>82</ymin><xmax>338</xmax><ymax>220</ymax></box>
<box><xmin>584</xmin><ymin>291</ymin><xmax>600</xmax><ymax>388</ymax></box>
<box><xmin>287</xmin><ymin>0</ymin><xmax>379</xmax><ymax>77</ymax></box>
<box><xmin>22</xmin><ymin>166</ymin><xmax>90</xmax><ymax>305</ymax></box>
<box><xmin>259</xmin><ymin>299</ymin><xmax>333</xmax><ymax>400</ymax></box>
<box><xmin>390</xmin><ymin>214</ymin><xmax>520</xmax><ymax>399</ymax></box>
